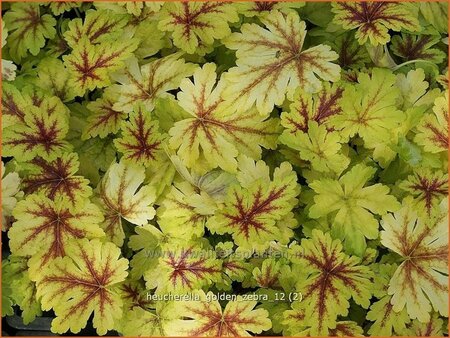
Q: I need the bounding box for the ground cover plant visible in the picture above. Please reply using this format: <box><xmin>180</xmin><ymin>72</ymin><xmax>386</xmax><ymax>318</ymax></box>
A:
<box><xmin>1</xmin><ymin>1</ymin><xmax>449</xmax><ymax>337</ymax></box>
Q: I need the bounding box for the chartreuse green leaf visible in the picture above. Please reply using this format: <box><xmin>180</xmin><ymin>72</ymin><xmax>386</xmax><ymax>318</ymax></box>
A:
<box><xmin>114</xmin><ymin>105</ymin><xmax>165</xmax><ymax>167</ymax></box>
<box><xmin>82</xmin><ymin>85</ymin><xmax>127</xmax><ymax>139</ymax></box>
<box><xmin>284</xmin><ymin>230</ymin><xmax>372</xmax><ymax>336</ymax></box>
<box><xmin>252</xmin><ymin>258</ymin><xmax>282</xmax><ymax>289</ymax></box>
<box><xmin>391</xmin><ymin>34</ymin><xmax>447</xmax><ymax>64</ymax></box>
<box><xmin>366</xmin><ymin>264</ymin><xmax>410</xmax><ymax>336</ymax></box>
<box><xmin>331</xmin><ymin>2</ymin><xmax>420</xmax><ymax>45</ymax></box>
<box><xmin>223</xmin><ymin>10</ymin><xmax>341</xmax><ymax>115</ymax></box>
<box><xmin>3</xmin><ymin>3</ymin><xmax>56</xmax><ymax>62</ymax></box>
<box><xmin>399</xmin><ymin>168</ymin><xmax>448</xmax><ymax>219</ymax></box>
<box><xmin>280</xmin><ymin>83</ymin><xmax>344</xmax><ymax>134</ymax></box>
<box><xmin>169</xmin><ymin>63</ymin><xmax>280</xmax><ymax>174</ymax></box>
<box><xmin>64</xmin><ymin>9</ymin><xmax>128</xmax><ymax>48</ymax></box>
<box><xmin>156</xmin><ymin>181</ymin><xmax>209</xmax><ymax>241</ymax></box>
<box><xmin>114</xmin><ymin>53</ymin><xmax>197</xmax><ymax>113</ymax></box>
<box><xmin>144</xmin><ymin>244</ymin><xmax>222</xmax><ymax>295</ymax></box>
<box><xmin>2</xmin><ymin>96</ymin><xmax>71</xmax><ymax>162</ymax></box>
<box><xmin>21</xmin><ymin>153</ymin><xmax>92</xmax><ymax>208</ymax></box>
<box><xmin>419</xmin><ymin>2</ymin><xmax>448</xmax><ymax>34</ymax></box>
<box><xmin>329</xmin><ymin>68</ymin><xmax>405</xmax><ymax>155</ymax></box>
<box><xmin>63</xmin><ymin>37</ymin><xmax>138</xmax><ymax>96</ymax></box>
<box><xmin>158</xmin><ymin>2</ymin><xmax>239</xmax><ymax>55</ymax></box>
<box><xmin>401</xmin><ymin>312</ymin><xmax>445</xmax><ymax>336</ymax></box>
<box><xmin>309</xmin><ymin>164</ymin><xmax>400</xmax><ymax>255</ymax></box>
<box><xmin>2</xmin><ymin>255</ymin><xmax>42</xmax><ymax>324</ymax></box>
<box><xmin>119</xmin><ymin>302</ymin><xmax>179</xmax><ymax>337</ymax></box>
<box><xmin>380</xmin><ymin>198</ymin><xmax>448</xmax><ymax>323</ymax></box>
<box><xmin>36</xmin><ymin>239</ymin><xmax>129</xmax><ymax>335</ymax></box>
<box><xmin>215</xmin><ymin>242</ymin><xmax>252</xmax><ymax>291</ymax></box>
<box><xmin>415</xmin><ymin>91</ymin><xmax>448</xmax><ymax>154</ymax></box>
<box><xmin>280</xmin><ymin>121</ymin><xmax>350</xmax><ymax>175</ymax></box>
<box><xmin>2</xmin><ymin>83</ymin><xmax>39</xmax><ymax>128</ymax></box>
<box><xmin>9</xmin><ymin>194</ymin><xmax>104</xmax><ymax>274</ymax></box>
<box><xmin>49</xmin><ymin>2</ymin><xmax>81</xmax><ymax>15</ymax></box>
<box><xmin>1</xmin><ymin>20</ymin><xmax>17</xmax><ymax>81</ymax></box>
<box><xmin>166</xmin><ymin>290</ymin><xmax>272</xmax><ymax>336</ymax></box>
<box><xmin>208</xmin><ymin>156</ymin><xmax>300</xmax><ymax>251</ymax></box>
<box><xmin>96</xmin><ymin>160</ymin><xmax>156</xmax><ymax>246</ymax></box>
<box><xmin>34</xmin><ymin>58</ymin><xmax>77</xmax><ymax>102</ymax></box>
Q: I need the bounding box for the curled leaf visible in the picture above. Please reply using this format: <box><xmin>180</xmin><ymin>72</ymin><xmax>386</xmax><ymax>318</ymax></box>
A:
<box><xmin>96</xmin><ymin>160</ymin><xmax>156</xmax><ymax>246</ymax></box>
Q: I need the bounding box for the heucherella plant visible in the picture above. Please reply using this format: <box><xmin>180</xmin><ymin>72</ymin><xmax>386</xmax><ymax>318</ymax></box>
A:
<box><xmin>1</xmin><ymin>2</ymin><xmax>448</xmax><ymax>337</ymax></box>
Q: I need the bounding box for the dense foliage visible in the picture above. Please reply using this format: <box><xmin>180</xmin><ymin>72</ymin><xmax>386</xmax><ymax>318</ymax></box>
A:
<box><xmin>1</xmin><ymin>1</ymin><xmax>449</xmax><ymax>336</ymax></box>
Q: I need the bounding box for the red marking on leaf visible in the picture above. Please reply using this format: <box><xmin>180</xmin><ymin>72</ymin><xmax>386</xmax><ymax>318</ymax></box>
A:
<box><xmin>164</xmin><ymin>247</ymin><xmax>220</xmax><ymax>288</ymax></box>
<box><xmin>337</xmin><ymin>33</ymin><xmax>366</xmax><ymax>68</ymax></box>
<box><xmin>44</xmin><ymin>246</ymin><xmax>119</xmax><ymax>320</ymax></box>
<box><xmin>171</xmin><ymin>3</ymin><xmax>223</xmax><ymax>38</ymax></box>
<box><xmin>394</xmin><ymin>35</ymin><xmax>437</xmax><ymax>60</ymax></box>
<box><xmin>424</xmin><ymin>122</ymin><xmax>449</xmax><ymax>149</ymax></box>
<box><xmin>120</xmin><ymin>283</ymin><xmax>153</xmax><ymax>310</ymax></box>
<box><xmin>2</xmin><ymin>91</ymin><xmax>25</xmax><ymax>123</ymax></box>
<box><xmin>223</xmin><ymin>186</ymin><xmax>287</xmax><ymax>239</ymax></box>
<box><xmin>13</xmin><ymin>5</ymin><xmax>42</xmax><ymax>42</ymax></box>
<box><xmin>391</xmin><ymin>218</ymin><xmax>447</xmax><ymax>308</ymax></box>
<box><xmin>185</xmin><ymin>302</ymin><xmax>264</xmax><ymax>336</ymax></box>
<box><xmin>409</xmin><ymin>175</ymin><xmax>447</xmax><ymax>216</ymax></box>
<box><xmin>223</xmin><ymin>261</ymin><xmax>248</xmax><ymax>274</ymax></box>
<box><xmin>340</xmin><ymin>2</ymin><xmax>414</xmax><ymax>31</ymax></box>
<box><xmin>114</xmin><ymin>108</ymin><xmax>162</xmax><ymax>164</ymax></box>
<box><xmin>5</xmin><ymin>114</ymin><xmax>64</xmax><ymax>153</ymax></box>
<box><xmin>22</xmin><ymin>155</ymin><xmax>88</xmax><ymax>205</ymax></box>
<box><xmin>254</xmin><ymin>2</ymin><xmax>277</xmax><ymax>12</ymax></box>
<box><xmin>17</xmin><ymin>202</ymin><xmax>85</xmax><ymax>267</ymax></box>
<box><xmin>301</xmin><ymin>240</ymin><xmax>365</xmax><ymax>332</ymax></box>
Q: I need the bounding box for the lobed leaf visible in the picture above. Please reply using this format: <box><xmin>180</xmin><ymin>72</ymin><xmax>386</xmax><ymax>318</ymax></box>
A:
<box><xmin>166</xmin><ymin>290</ymin><xmax>272</xmax><ymax>336</ymax></box>
<box><xmin>113</xmin><ymin>53</ymin><xmax>197</xmax><ymax>113</ymax></box>
<box><xmin>96</xmin><ymin>160</ymin><xmax>156</xmax><ymax>246</ymax></box>
<box><xmin>63</xmin><ymin>37</ymin><xmax>138</xmax><ymax>96</ymax></box>
<box><xmin>21</xmin><ymin>153</ymin><xmax>92</xmax><ymax>208</ymax></box>
<box><xmin>3</xmin><ymin>3</ymin><xmax>56</xmax><ymax>61</ymax></box>
<box><xmin>9</xmin><ymin>194</ymin><xmax>104</xmax><ymax>273</ymax></box>
<box><xmin>158</xmin><ymin>2</ymin><xmax>239</xmax><ymax>54</ymax></box>
<box><xmin>2</xmin><ymin>96</ymin><xmax>71</xmax><ymax>162</ymax></box>
<box><xmin>331</xmin><ymin>2</ymin><xmax>420</xmax><ymax>45</ymax></box>
<box><xmin>36</xmin><ymin>239</ymin><xmax>129</xmax><ymax>335</ymax></box>
<box><xmin>309</xmin><ymin>163</ymin><xmax>401</xmax><ymax>255</ymax></box>
<box><xmin>380</xmin><ymin>199</ymin><xmax>448</xmax><ymax>322</ymax></box>
<box><xmin>169</xmin><ymin>63</ymin><xmax>281</xmax><ymax>174</ymax></box>
<box><xmin>223</xmin><ymin>10</ymin><xmax>341</xmax><ymax>115</ymax></box>
<box><xmin>114</xmin><ymin>105</ymin><xmax>165</xmax><ymax>167</ymax></box>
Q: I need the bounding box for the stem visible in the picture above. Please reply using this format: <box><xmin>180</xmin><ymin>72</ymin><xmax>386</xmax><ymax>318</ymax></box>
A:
<box><xmin>391</xmin><ymin>59</ymin><xmax>435</xmax><ymax>71</ymax></box>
